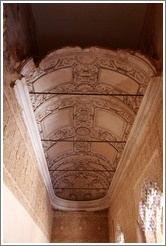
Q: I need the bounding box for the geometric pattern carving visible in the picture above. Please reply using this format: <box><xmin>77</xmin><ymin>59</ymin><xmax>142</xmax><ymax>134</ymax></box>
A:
<box><xmin>20</xmin><ymin>47</ymin><xmax>156</xmax><ymax>205</ymax></box>
<box><xmin>115</xmin><ymin>222</ymin><xmax>125</xmax><ymax>243</ymax></box>
<box><xmin>139</xmin><ymin>180</ymin><xmax>163</xmax><ymax>243</ymax></box>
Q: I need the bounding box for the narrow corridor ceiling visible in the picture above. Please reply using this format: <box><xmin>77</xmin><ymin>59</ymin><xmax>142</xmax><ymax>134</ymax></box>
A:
<box><xmin>30</xmin><ymin>3</ymin><xmax>148</xmax><ymax>56</ymax></box>
<box><xmin>20</xmin><ymin>47</ymin><xmax>156</xmax><ymax>210</ymax></box>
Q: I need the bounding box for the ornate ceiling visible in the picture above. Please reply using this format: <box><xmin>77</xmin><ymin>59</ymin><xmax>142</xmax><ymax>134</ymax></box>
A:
<box><xmin>17</xmin><ymin>47</ymin><xmax>156</xmax><ymax>210</ymax></box>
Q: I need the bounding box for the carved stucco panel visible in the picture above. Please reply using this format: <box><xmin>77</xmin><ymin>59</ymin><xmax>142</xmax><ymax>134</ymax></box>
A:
<box><xmin>17</xmin><ymin>47</ymin><xmax>156</xmax><ymax>209</ymax></box>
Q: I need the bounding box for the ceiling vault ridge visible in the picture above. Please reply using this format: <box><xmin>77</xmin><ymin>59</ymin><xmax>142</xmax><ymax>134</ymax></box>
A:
<box><xmin>14</xmin><ymin>47</ymin><xmax>156</xmax><ymax>211</ymax></box>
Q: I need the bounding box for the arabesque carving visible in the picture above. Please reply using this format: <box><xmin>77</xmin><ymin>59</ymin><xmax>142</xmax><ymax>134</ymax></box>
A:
<box><xmin>18</xmin><ymin>47</ymin><xmax>156</xmax><ymax>208</ymax></box>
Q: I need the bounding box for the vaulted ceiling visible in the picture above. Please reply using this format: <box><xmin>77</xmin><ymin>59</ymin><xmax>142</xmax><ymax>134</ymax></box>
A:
<box><xmin>20</xmin><ymin>47</ymin><xmax>156</xmax><ymax>210</ymax></box>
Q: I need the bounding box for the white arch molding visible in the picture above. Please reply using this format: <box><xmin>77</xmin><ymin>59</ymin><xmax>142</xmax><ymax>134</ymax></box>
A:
<box><xmin>14</xmin><ymin>47</ymin><xmax>156</xmax><ymax>211</ymax></box>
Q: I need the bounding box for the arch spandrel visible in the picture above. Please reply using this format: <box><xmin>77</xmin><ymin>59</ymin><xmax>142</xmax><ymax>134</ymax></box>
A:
<box><xmin>18</xmin><ymin>47</ymin><xmax>156</xmax><ymax>210</ymax></box>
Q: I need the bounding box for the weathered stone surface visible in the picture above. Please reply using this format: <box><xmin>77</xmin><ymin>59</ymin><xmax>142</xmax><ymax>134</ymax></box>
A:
<box><xmin>139</xmin><ymin>3</ymin><xmax>163</xmax><ymax>71</ymax></box>
<box><xmin>3</xmin><ymin>3</ymin><xmax>37</xmax><ymax>70</ymax></box>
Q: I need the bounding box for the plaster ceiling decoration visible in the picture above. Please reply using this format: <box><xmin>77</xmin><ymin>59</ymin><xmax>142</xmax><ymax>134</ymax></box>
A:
<box><xmin>15</xmin><ymin>47</ymin><xmax>156</xmax><ymax>210</ymax></box>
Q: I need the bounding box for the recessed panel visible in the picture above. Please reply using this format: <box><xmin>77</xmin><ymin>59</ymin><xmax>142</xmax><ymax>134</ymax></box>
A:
<box><xmin>42</xmin><ymin>109</ymin><xmax>72</xmax><ymax>137</ymax></box>
<box><xmin>99</xmin><ymin>69</ymin><xmax>139</xmax><ymax>94</ymax></box>
<box><xmin>94</xmin><ymin>109</ymin><xmax>125</xmax><ymax>138</ymax></box>
<box><xmin>47</xmin><ymin>142</ymin><xmax>72</xmax><ymax>161</ymax></box>
<box><xmin>91</xmin><ymin>143</ymin><xmax>117</xmax><ymax>161</ymax></box>
<box><xmin>33</xmin><ymin>68</ymin><xmax>72</xmax><ymax>92</ymax></box>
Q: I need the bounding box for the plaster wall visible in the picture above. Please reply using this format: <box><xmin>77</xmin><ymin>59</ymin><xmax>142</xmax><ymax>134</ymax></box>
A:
<box><xmin>3</xmin><ymin>184</ymin><xmax>49</xmax><ymax>243</ymax></box>
<box><xmin>108</xmin><ymin>77</ymin><xmax>163</xmax><ymax>243</ymax></box>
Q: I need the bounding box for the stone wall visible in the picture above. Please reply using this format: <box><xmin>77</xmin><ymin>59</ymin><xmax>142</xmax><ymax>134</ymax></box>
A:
<box><xmin>51</xmin><ymin>209</ymin><xmax>109</xmax><ymax>243</ymax></box>
<box><xmin>108</xmin><ymin>77</ymin><xmax>163</xmax><ymax>243</ymax></box>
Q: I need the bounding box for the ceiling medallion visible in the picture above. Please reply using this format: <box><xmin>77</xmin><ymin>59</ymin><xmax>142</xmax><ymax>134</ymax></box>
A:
<box><xmin>75</xmin><ymin>127</ymin><xmax>91</xmax><ymax>136</ymax></box>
